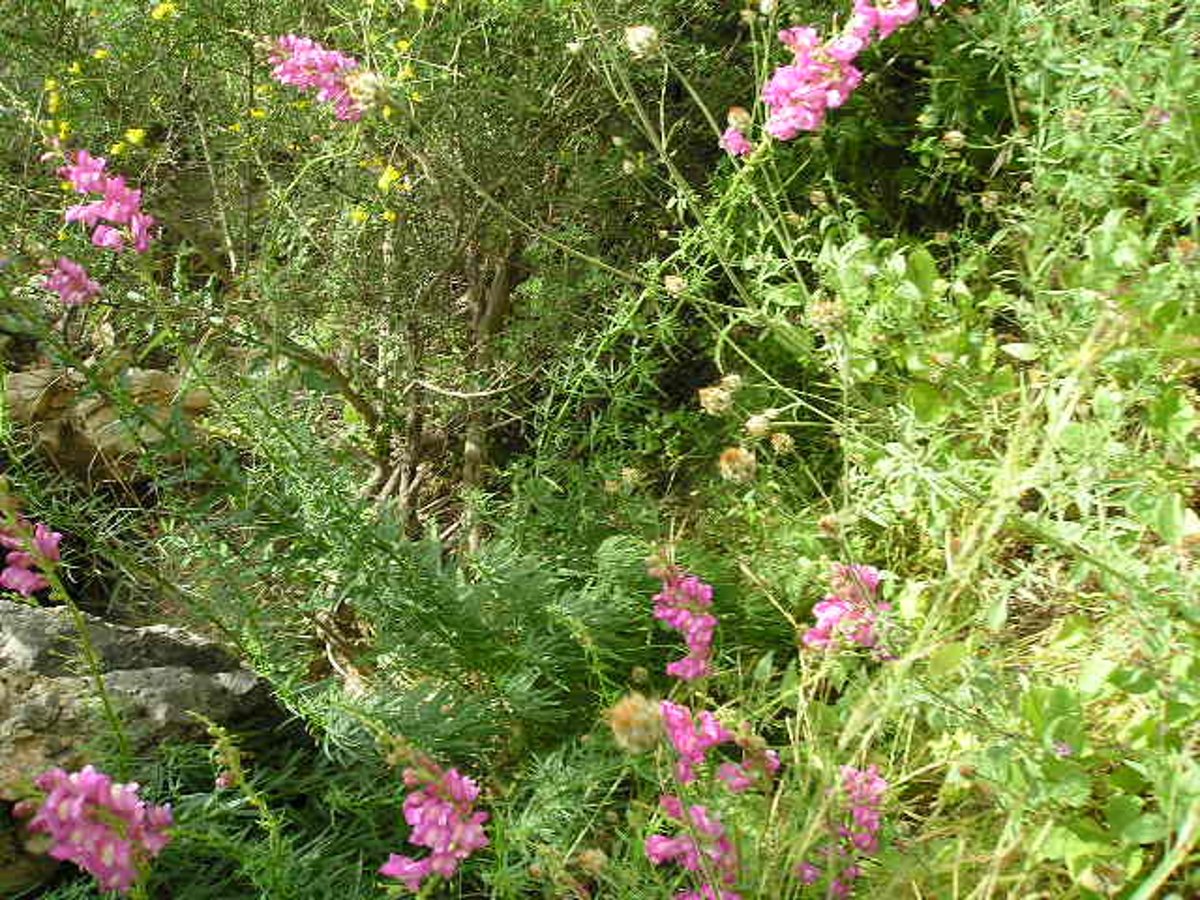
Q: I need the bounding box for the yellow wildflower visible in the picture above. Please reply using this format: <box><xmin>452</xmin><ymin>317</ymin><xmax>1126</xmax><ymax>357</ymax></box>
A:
<box><xmin>382</xmin><ymin>209</ymin><xmax>398</xmax><ymax>223</ymax></box>
<box><xmin>377</xmin><ymin>164</ymin><xmax>403</xmax><ymax>193</ymax></box>
<box><xmin>349</xmin><ymin>207</ymin><xmax>370</xmax><ymax>224</ymax></box>
<box><xmin>150</xmin><ymin>2</ymin><xmax>179</xmax><ymax>20</ymax></box>
<box><xmin>109</xmin><ymin>141</ymin><xmax>126</xmax><ymax>156</ymax></box>
<box><xmin>249</xmin><ymin>107</ymin><xmax>267</xmax><ymax>119</ymax></box>
<box><xmin>92</xmin><ymin>48</ymin><xmax>110</xmax><ymax>60</ymax></box>
<box><xmin>124</xmin><ymin>128</ymin><xmax>146</xmax><ymax>145</ymax></box>
<box><xmin>67</xmin><ymin>62</ymin><xmax>83</xmax><ymax>75</ymax></box>
<box><xmin>394</xmin><ymin>39</ymin><xmax>412</xmax><ymax>53</ymax></box>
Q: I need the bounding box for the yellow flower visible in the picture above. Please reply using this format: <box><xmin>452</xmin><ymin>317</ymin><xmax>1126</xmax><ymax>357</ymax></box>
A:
<box><xmin>109</xmin><ymin>141</ymin><xmax>126</xmax><ymax>155</ymax></box>
<box><xmin>349</xmin><ymin>207</ymin><xmax>370</xmax><ymax>224</ymax></box>
<box><xmin>56</xmin><ymin>120</ymin><xmax>71</xmax><ymax>141</ymax></box>
<box><xmin>44</xmin><ymin>78</ymin><xmax>59</xmax><ymax>91</ymax></box>
<box><xmin>377</xmin><ymin>164</ymin><xmax>403</xmax><ymax>193</ymax></box>
<box><xmin>382</xmin><ymin>209</ymin><xmax>398</xmax><ymax>223</ymax></box>
<box><xmin>124</xmin><ymin>128</ymin><xmax>146</xmax><ymax>145</ymax></box>
<box><xmin>227</xmin><ymin>122</ymin><xmax>242</xmax><ymax>133</ymax></box>
<box><xmin>394</xmin><ymin>39</ymin><xmax>412</xmax><ymax>53</ymax></box>
<box><xmin>408</xmin><ymin>90</ymin><xmax>424</xmax><ymax>103</ymax></box>
<box><xmin>397</xmin><ymin>63</ymin><xmax>415</xmax><ymax>81</ymax></box>
<box><xmin>92</xmin><ymin>48</ymin><xmax>110</xmax><ymax>60</ymax></box>
<box><xmin>47</xmin><ymin>92</ymin><xmax>62</xmax><ymax>114</ymax></box>
<box><xmin>150</xmin><ymin>2</ymin><xmax>179</xmax><ymax>20</ymax></box>
<box><xmin>67</xmin><ymin>62</ymin><xmax>83</xmax><ymax>75</ymax></box>
<box><xmin>249</xmin><ymin>107</ymin><xmax>267</xmax><ymax>119</ymax></box>
<box><xmin>412</xmin><ymin>0</ymin><xmax>429</xmax><ymax>11</ymax></box>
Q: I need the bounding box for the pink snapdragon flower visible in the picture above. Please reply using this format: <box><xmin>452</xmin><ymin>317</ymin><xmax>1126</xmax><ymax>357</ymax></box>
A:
<box><xmin>58</xmin><ymin>151</ymin><xmax>156</xmax><ymax>253</ymax></box>
<box><xmin>269</xmin><ymin>35</ymin><xmax>363</xmax><ymax>121</ymax></box>
<box><xmin>378</xmin><ymin>758</ymin><xmax>489</xmax><ymax>893</ymax></box>
<box><xmin>646</xmin><ymin>796</ymin><xmax>741</xmax><ymax>899</ymax></box>
<box><xmin>794</xmin><ymin>765</ymin><xmax>888</xmax><ymax>895</ymax></box>
<box><xmin>660</xmin><ymin>700</ymin><xmax>733</xmax><ymax>784</ymax></box>
<box><xmin>15</xmin><ymin>765</ymin><xmax>172</xmax><ymax>894</ymax></box>
<box><xmin>854</xmin><ymin>0</ymin><xmax>921</xmax><ymax>40</ymax></box>
<box><xmin>716</xmin><ymin>745</ymin><xmax>781</xmax><ymax>793</ymax></box>
<box><xmin>802</xmin><ymin>563</ymin><xmax>890</xmax><ymax>652</ymax></box>
<box><xmin>654</xmin><ymin>569</ymin><xmax>718</xmax><ymax>681</ymax></box>
<box><xmin>719</xmin><ymin>127</ymin><xmax>753</xmax><ymax>158</ymax></box>
<box><xmin>1</xmin><ymin>518</ymin><xmax>62</xmax><ymax>596</ymax></box>
<box><xmin>59</xmin><ymin>149</ymin><xmax>108</xmax><ymax>193</ymax></box>
<box><xmin>762</xmin><ymin>26</ymin><xmax>865</xmax><ymax>140</ymax></box>
<box><xmin>43</xmin><ymin>257</ymin><xmax>101</xmax><ymax>306</ymax></box>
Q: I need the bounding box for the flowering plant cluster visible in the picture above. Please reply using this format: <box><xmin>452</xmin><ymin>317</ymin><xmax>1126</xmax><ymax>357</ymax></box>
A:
<box><xmin>720</xmin><ymin>0</ymin><xmax>945</xmax><ymax>157</ymax></box>
<box><xmin>795</xmin><ymin>765</ymin><xmax>888</xmax><ymax>897</ymax></box>
<box><xmin>653</xmin><ymin>568</ymin><xmax>718</xmax><ymax>680</ymax></box>
<box><xmin>645</xmin><ymin>795</ymin><xmax>741</xmax><ymax>900</ymax></box>
<box><xmin>378</xmin><ymin>755</ymin><xmax>490</xmax><ymax>893</ymax></box>
<box><xmin>644</xmin><ymin>563</ymin><xmax>782</xmax><ymax>899</ymax></box>
<box><xmin>268</xmin><ymin>35</ymin><xmax>365</xmax><ymax>121</ymax></box>
<box><xmin>801</xmin><ymin>563</ymin><xmax>890</xmax><ymax>652</ymax></box>
<box><xmin>60</xmin><ymin>149</ymin><xmax>156</xmax><ymax>254</ymax></box>
<box><xmin>1</xmin><ymin>516</ymin><xmax>62</xmax><ymax>596</ymax></box>
<box><xmin>38</xmin><ymin>147</ymin><xmax>156</xmax><ymax>307</ymax></box>
<box><xmin>14</xmin><ymin>765</ymin><xmax>173</xmax><ymax>894</ymax></box>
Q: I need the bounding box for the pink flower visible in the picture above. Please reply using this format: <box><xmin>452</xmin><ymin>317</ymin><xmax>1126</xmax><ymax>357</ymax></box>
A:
<box><xmin>130</xmin><ymin>212</ymin><xmax>156</xmax><ymax>253</ymax></box>
<box><xmin>0</xmin><ymin>563</ymin><xmax>49</xmax><ymax>596</ymax></box>
<box><xmin>91</xmin><ymin>224</ymin><xmax>126</xmax><ymax>252</ymax></box>
<box><xmin>33</xmin><ymin>524</ymin><xmax>62</xmax><ymax>561</ymax></box>
<box><xmin>719</xmin><ymin>127</ymin><xmax>753</xmax><ymax>158</ymax></box>
<box><xmin>660</xmin><ymin>701</ymin><xmax>733</xmax><ymax>783</ymax></box>
<box><xmin>379</xmin><ymin>854</ymin><xmax>432</xmax><ymax>892</ymax></box>
<box><xmin>379</xmin><ymin>757</ymin><xmax>488</xmax><ymax>893</ymax></box>
<box><xmin>854</xmin><ymin>0</ymin><xmax>921</xmax><ymax>40</ymax></box>
<box><xmin>18</xmin><ymin>765</ymin><xmax>172</xmax><ymax>894</ymax></box>
<box><xmin>55</xmin><ymin>151</ymin><xmax>155</xmax><ymax>253</ymax></box>
<box><xmin>269</xmin><ymin>35</ymin><xmax>363</xmax><ymax>121</ymax></box>
<box><xmin>645</xmin><ymin>796</ymin><xmax>739</xmax><ymax>891</ymax></box>
<box><xmin>59</xmin><ymin>150</ymin><xmax>108</xmax><ymax>193</ymax></box>
<box><xmin>43</xmin><ymin>257</ymin><xmax>101</xmax><ymax>306</ymax></box>
<box><xmin>793</xmin><ymin>766</ymin><xmax>886</xmax><ymax>895</ymax></box>
<box><xmin>802</xmin><ymin>564</ymin><xmax>890</xmax><ymax>652</ymax></box>
<box><xmin>654</xmin><ymin>570</ymin><xmax>718</xmax><ymax>681</ymax></box>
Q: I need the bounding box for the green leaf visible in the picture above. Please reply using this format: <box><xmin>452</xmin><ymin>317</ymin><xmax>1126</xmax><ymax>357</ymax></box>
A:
<box><xmin>752</xmin><ymin>651</ymin><xmax>775</xmax><ymax>683</ymax></box>
<box><xmin>909</xmin><ymin>381</ymin><xmax>950</xmax><ymax>423</ymax></box>
<box><xmin>1000</xmin><ymin>342</ymin><xmax>1041</xmax><ymax>361</ymax></box>
<box><xmin>929</xmin><ymin>641</ymin><xmax>970</xmax><ymax>677</ymax></box>
<box><xmin>906</xmin><ymin>246</ymin><xmax>938</xmax><ymax>297</ymax></box>
<box><xmin>1104</xmin><ymin>794</ymin><xmax>1142</xmax><ymax>834</ymax></box>
<box><xmin>1121</xmin><ymin>813</ymin><xmax>1169</xmax><ymax>845</ymax></box>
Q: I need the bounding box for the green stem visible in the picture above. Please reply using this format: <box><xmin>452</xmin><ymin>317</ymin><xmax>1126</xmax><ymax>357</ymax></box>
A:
<box><xmin>44</xmin><ymin>569</ymin><xmax>133</xmax><ymax>779</ymax></box>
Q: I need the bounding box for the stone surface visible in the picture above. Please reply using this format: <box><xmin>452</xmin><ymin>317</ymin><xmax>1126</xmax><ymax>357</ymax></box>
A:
<box><xmin>0</xmin><ymin>597</ymin><xmax>283</xmax><ymax>893</ymax></box>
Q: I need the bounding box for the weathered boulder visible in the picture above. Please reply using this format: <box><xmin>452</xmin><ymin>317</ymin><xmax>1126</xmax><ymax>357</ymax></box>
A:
<box><xmin>4</xmin><ymin>366</ymin><xmax>210</xmax><ymax>481</ymax></box>
<box><xmin>0</xmin><ymin>597</ymin><xmax>283</xmax><ymax>893</ymax></box>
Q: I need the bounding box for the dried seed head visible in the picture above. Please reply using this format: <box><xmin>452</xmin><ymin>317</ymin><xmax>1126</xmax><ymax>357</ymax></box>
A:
<box><xmin>607</xmin><ymin>692</ymin><xmax>663</xmax><ymax>753</ymax></box>
<box><xmin>624</xmin><ymin>25</ymin><xmax>660</xmax><ymax>59</ymax></box>
<box><xmin>718</xmin><ymin>446</ymin><xmax>757</xmax><ymax>483</ymax></box>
